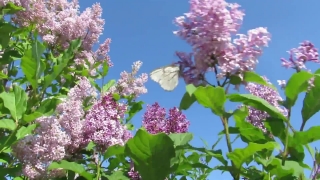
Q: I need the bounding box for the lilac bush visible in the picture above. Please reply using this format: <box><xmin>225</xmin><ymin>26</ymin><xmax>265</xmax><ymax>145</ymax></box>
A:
<box><xmin>2</xmin><ymin>0</ymin><xmax>320</xmax><ymax>179</ymax></box>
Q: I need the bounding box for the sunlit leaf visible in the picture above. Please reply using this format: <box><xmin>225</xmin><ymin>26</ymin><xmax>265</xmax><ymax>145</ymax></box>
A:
<box><xmin>194</xmin><ymin>86</ymin><xmax>226</xmax><ymax>116</ymax></box>
<box><xmin>285</xmin><ymin>71</ymin><xmax>313</xmax><ymax>107</ymax></box>
<box><xmin>0</xmin><ymin>85</ymin><xmax>27</xmax><ymax>120</ymax></box>
<box><xmin>125</xmin><ymin>129</ymin><xmax>175</xmax><ymax>180</ymax></box>
<box><xmin>48</xmin><ymin>160</ymin><xmax>93</xmax><ymax>180</ymax></box>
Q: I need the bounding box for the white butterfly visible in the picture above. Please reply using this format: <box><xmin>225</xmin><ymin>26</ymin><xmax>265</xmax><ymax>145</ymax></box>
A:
<box><xmin>150</xmin><ymin>65</ymin><xmax>182</xmax><ymax>91</ymax></box>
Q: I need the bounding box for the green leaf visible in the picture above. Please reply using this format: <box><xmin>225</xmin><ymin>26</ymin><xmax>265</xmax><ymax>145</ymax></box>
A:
<box><xmin>102</xmin><ymin>79</ymin><xmax>116</xmax><ymax>93</ymax></box>
<box><xmin>186</xmin><ymin>84</ymin><xmax>197</xmax><ymax>96</ymax></box>
<box><xmin>125</xmin><ymin>129</ymin><xmax>175</xmax><ymax>180</ymax></box>
<box><xmin>48</xmin><ymin>160</ymin><xmax>93</xmax><ymax>180</ymax></box>
<box><xmin>194</xmin><ymin>86</ymin><xmax>226</xmax><ymax>116</ymax></box>
<box><xmin>227</xmin><ymin>94</ymin><xmax>287</xmax><ymax>121</ymax></box>
<box><xmin>264</xmin><ymin>117</ymin><xmax>286</xmax><ymax>141</ymax></box>
<box><xmin>36</xmin><ymin>97</ymin><xmax>63</xmax><ymax>116</ymax></box>
<box><xmin>287</xmin><ymin>135</ymin><xmax>305</xmax><ymax>162</ymax></box>
<box><xmin>168</xmin><ymin>133</ymin><xmax>193</xmax><ymax>146</ymax></box>
<box><xmin>257</xmin><ymin>157</ymin><xmax>305</xmax><ymax>179</ymax></box>
<box><xmin>243</xmin><ymin>71</ymin><xmax>276</xmax><ymax>90</ymax></box>
<box><xmin>112</xmin><ymin>93</ymin><xmax>120</xmax><ymax>101</ymax></box>
<box><xmin>43</xmin><ymin>39</ymin><xmax>81</xmax><ymax>89</ymax></box>
<box><xmin>0</xmin><ymin>71</ymin><xmax>8</xmax><ymax>79</ymax></box>
<box><xmin>285</xmin><ymin>71</ymin><xmax>313</xmax><ymax>107</ymax></box>
<box><xmin>227</xmin><ymin>142</ymin><xmax>279</xmax><ymax>169</ymax></box>
<box><xmin>104</xmin><ymin>170</ymin><xmax>130</xmax><ymax>180</ymax></box>
<box><xmin>293</xmin><ymin>126</ymin><xmax>320</xmax><ymax>145</ymax></box>
<box><xmin>179</xmin><ymin>92</ymin><xmax>196</xmax><ymax>110</ymax></box>
<box><xmin>2</xmin><ymin>2</ymin><xmax>24</xmax><ymax>15</ymax></box>
<box><xmin>16</xmin><ymin>124</ymin><xmax>37</xmax><ymax>140</ymax></box>
<box><xmin>127</xmin><ymin>101</ymin><xmax>143</xmax><ymax>121</ymax></box>
<box><xmin>301</xmin><ymin>69</ymin><xmax>320</xmax><ymax>123</ymax></box>
<box><xmin>0</xmin><ymin>119</ymin><xmax>15</xmax><ymax>131</ymax></box>
<box><xmin>229</xmin><ymin>75</ymin><xmax>242</xmax><ymax>85</ymax></box>
<box><xmin>101</xmin><ymin>60</ymin><xmax>109</xmax><ymax>77</ymax></box>
<box><xmin>0</xmin><ymin>85</ymin><xmax>27</xmax><ymax>120</ymax></box>
<box><xmin>181</xmin><ymin>145</ymin><xmax>228</xmax><ymax>166</ymax></box>
<box><xmin>21</xmin><ymin>41</ymin><xmax>46</xmax><ymax>89</ymax></box>
<box><xmin>104</xmin><ymin>145</ymin><xmax>125</xmax><ymax>159</ymax></box>
<box><xmin>0</xmin><ymin>22</ymin><xmax>16</xmax><ymax>47</ymax></box>
<box><xmin>22</xmin><ymin>111</ymin><xmax>43</xmax><ymax>123</ymax></box>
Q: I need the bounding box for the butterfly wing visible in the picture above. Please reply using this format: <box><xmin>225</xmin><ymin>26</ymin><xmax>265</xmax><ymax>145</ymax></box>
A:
<box><xmin>150</xmin><ymin>65</ymin><xmax>180</xmax><ymax>91</ymax></box>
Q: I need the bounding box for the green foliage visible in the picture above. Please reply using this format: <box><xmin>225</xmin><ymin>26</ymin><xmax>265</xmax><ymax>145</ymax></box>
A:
<box><xmin>194</xmin><ymin>86</ymin><xmax>226</xmax><ymax>116</ymax></box>
<box><xmin>227</xmin><ymin>93</ymin><xmax>287</xmax><ymax>121</ymax></box>
<box><xmin>125</xmin><ymin>129</ymin><xmax>175</xmax><ymax>180</ymax></box>
<box><xmin>1</xmin><ymin>3</ymin><xmax>320</xmax><ymax>180</ymax></box>
<box><xmin>285</xmin><ymin>71</ymin><xmax>313</xmax><ymax>107</ymax></box>
<box><xmin>301</xmin><ymin>69</ymin><xmax>320</xmax><ymax>125</ymax></box>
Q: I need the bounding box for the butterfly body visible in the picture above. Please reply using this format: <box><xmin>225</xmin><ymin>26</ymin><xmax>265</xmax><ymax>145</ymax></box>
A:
<box><xmin>150</xmin><ymin>65</ymin><xmax>182</xmax><ymax>91</ymax></box>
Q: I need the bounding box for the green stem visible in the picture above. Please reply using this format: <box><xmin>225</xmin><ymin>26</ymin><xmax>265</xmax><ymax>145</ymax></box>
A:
<box><xmin>300</xmin><ymin>120</ymin><xmax>306</xmax><ymax>131</ymax></box>
<box><xmin>221</xmin><ymin>117</ymin><xmax>232</xmax><ymax>153</ymax></box>
<box><xmin>221</xmin><ymin>116</ymin><xmax>239</xmax><ymax>180</ymax></box>
<box><xmin>96</xmin><ymin>152</ymin><xmax>101</xmax><ymax>180</ymax></box>
<box><xmin>0</xmin><ymin>126</ymin><xmax>18</xmax><ymax>154</ymax></box>
<box><xmin>282</xmin><ymin>108</ymin><xmax>291</xmax><ymax>166</ymax></box>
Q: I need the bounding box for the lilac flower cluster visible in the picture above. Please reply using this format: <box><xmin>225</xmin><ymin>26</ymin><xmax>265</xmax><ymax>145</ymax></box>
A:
<box><xmin>57</xmin><ymin>77</ymin><xmax>97</xmax><ymax>154</ymax></box>
<box><xmin>83</xmin><ymin>93</ymin><xmax>132</xmax><ymax>151</ymax></box>
<box><xmin>245</xmin><ymin>76</ymin><xmax>288</xmax><ymax>132</ymax></box>
<box><xmin>1</xmin><ymin>0</ymin><xmax>112</xmax><ymax>76</ymax></box>
<box><xmin>110</xmin><ymin>61</ymin><xmax>148</xmax><ymax>98</ymax></box>
<box><xmin>281</xmin><ymin>41</ymin><xmax>319</xmax><ymax>71</ymax></box>
<box><xmin>13</xmin><ymin>77</ymin><xmax>96</xmax><ymax>179</ymax></box>
<box><xmin>13</xmin><ymin>116</ymin><xmax>70</xmax><ymax>179</ymax></box>
<box><xmin>174</xmin><ymin>0</ymin><xmax>271</xmax><ymax>85</ymax></box>
<box><xmin>142</xmin><ymin>102</ymin><xmax>190</xmax><ymax>134</ymax></box>
<box><xmin>13</xmin><ymin>77</ymin><xmax>133</xmax><ymax>179</ymax></box>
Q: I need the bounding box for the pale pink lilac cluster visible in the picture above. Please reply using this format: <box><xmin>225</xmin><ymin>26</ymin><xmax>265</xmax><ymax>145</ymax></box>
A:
<box><xmin>281</xmin><ymin>41</ymin><xmax>319</xmax><ymax>71</ymax></box>
<box><xmin>142</xmin><ymin>102</ymin><xmax>190</xmax><ymax>134</ymax></box>
<box><xmin>109</xmin><ymin>61</ymin><xmax>148</xmax><ymax>98</ymax></box>
<box><xmin>57</xmin><ymin>77</ymin><xmax>97</xmax><ymax>155</ymax></box>
<box><xmin>1</xmin><ymin>0</ymin><xmax>112</xmax><ymax>75</ymax></box>
<box><xmin>12</xmin><ymin>77</ymin><xmax>96</xmax><ymax>179</ymax></box>
<box><xmin>12</xmin><ymin>116</ymin><xmax>70</xmax><ymax>179</ymax></box>
<box><xmin>245</xmin><ymin>76</ymin><xmax>288</xmax><ymax>132</ymax></box>
<box><xmin>174</xmin><ymin>0</ymin><xmax>271</xmax><ymax>85</ymax></box>
<box><xmin>83</xmin><ymin>93</ymin><xmax>132</xmax><ymax>151</ymax></box>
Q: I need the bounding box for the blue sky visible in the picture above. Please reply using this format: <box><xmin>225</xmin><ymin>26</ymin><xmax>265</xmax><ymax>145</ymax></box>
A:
<box><xmin>79</xmin><ymin>0</ymin><xmax>320</xmax><ymax>179</ymax></box>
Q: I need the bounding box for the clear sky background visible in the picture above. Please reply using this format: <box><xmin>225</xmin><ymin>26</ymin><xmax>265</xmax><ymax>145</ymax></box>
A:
<box><xmin>78</xmin><ymin>1</ymin><xmax>320</xmax><ymax>179</ymax></box>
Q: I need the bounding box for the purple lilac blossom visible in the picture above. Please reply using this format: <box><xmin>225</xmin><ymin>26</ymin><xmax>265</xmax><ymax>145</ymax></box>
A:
<box><xmin>12</xmin><ymin>77</ymin><xmax>96</xmax><ymax>179</ymax></box>
<box><xmin>1</xmin><ymin>0</ymin><xmax>112</xmax><ymax>76</ymax></box>
<box><xmin>110</xmin><ymin>61</ymin><xmax>148</xmax><ymax>98</ymax></box>
<box><xmin>281</xmin><ymin>41</ymin><xmax>319</xmax><ymax>71</ymax></box>
<box><xmin>245</xmin><ymin>76</ymin><xmax>288</xmax><ymax>132</ymax></box>
<box><xmin>13</xmin><ymin>116</ymin><xmax>70</xmax><ymax>179</ymax></box>
<box><xmin>57</xmin><ymin>77</ymin><xmax>97</xmax><ymax>154</ymax></box>
<box><xmin>174</xmin><ymin>0</ymin><xmax>271</xmax><ymax>85</ymax></box>
<box><xmin>83</xmin><ymin>93</ymin><xmax>132</xmax><ymax>151</ymax></box>
<box><xmin>142</xmin><ymin>102</ymin><xmax>190</xmax><ymax>134</ymax></box>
